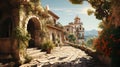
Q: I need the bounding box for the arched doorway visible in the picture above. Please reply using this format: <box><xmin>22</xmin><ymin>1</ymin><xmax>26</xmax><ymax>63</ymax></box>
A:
<box><xmin>27</xmin><ymin>18</ymin><xmax>40</xmax><ymax>47</ymax></box>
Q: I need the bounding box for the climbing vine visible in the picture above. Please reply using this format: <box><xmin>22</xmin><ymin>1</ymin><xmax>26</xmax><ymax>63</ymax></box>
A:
<box><xmin>13</xmin><ymin>26</ymin><xmax>31</xmax><ymax>49</ymax></box>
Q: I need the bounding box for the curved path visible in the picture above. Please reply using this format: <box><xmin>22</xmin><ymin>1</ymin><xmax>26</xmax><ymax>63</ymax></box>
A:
<box><xmin>20</xmin><ymin>46</ymin><xmax>106</xmax><ymax>67</ymax></box>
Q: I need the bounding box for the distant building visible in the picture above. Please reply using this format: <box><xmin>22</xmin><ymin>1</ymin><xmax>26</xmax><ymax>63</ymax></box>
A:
<box><xmin>46</xmin><ymin>6</ymin><xmax>65</xmax><ymax>46</ymax></box>
<box><xmin>64</xmin><ymin>16</ymin><xmax>84</xmax><ymax>44</ymax></box>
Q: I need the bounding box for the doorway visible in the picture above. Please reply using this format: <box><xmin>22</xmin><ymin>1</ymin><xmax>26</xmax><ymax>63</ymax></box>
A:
<box><xmin>27</xmin><ymin>18</ymin><xmax>40</xmax><ymax>47</ymax></box>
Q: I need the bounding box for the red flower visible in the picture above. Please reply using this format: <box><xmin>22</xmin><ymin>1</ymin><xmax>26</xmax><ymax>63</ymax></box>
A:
<box><xmin>110</xmin><ymin>34</ymin><xmax>114</xmax><ymax>39</ymax></box>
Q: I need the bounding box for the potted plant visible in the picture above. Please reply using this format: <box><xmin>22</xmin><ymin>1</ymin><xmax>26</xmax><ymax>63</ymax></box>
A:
<box><xmin>41</xmin><ymin>40</ymin><xmax>54</xmax><ymax>54</ymax></box>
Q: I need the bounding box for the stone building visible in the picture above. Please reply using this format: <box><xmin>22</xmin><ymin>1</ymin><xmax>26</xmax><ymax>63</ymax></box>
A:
<box><xmin>0</xmin><ymin>0</ymin><xmax>50</xmax><ymax>64</ymax></box>
<box><xmin>46</xmin><ymin>7</ymin><xmax>65</xmax><ymax>46</ymax></box>
<box><xmin>64</xmin><ymin>16</ymin><xmax>84</xmax><ymax>44</ymax></box>
<box><xmin>0</xmin><ymin>0</ymin><xmax>65</xmax><ymax>65</ymax></box>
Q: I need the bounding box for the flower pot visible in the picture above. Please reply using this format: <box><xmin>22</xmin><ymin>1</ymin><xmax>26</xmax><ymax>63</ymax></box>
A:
<box><xmin>47</xmin><ymin>48</ymin><xmax>51</xmax><ymax>54</ymax></box>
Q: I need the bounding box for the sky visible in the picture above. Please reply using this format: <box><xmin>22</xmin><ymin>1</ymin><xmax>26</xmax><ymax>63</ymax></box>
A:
<box><xmin>41</xmin><ymin>0</ymin><xmax>101</xmax><ymax>31</ymax></box>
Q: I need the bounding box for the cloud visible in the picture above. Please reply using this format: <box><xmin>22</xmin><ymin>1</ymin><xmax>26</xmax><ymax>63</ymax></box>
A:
<box><xmin>52</xmin><ymin>8</ymin><xmax>64</xmax><ymax>11</ymax></box>
<box><xmin>51</xmin><ymin>6</ymin><xmax>95</xmax><ymax>15</ymax></box>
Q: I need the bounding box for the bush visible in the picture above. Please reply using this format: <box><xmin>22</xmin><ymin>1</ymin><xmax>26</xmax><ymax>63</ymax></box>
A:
<box><xmin>24</xmin><ymin>55</ymin><xmax>32</xmax><ymax>63</ymax></box>
<box><xmin>41</xmin><ymin>40</ymin><xmax>54</xmax><ymax>52</ymax></box>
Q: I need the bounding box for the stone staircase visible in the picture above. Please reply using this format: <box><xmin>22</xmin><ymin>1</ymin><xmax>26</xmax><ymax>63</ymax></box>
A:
<box><xmin>27</xmin><ymin>48</ymin><xmax>46</xmax><ymax>58</ymax></box>
<box><xmin>20</xmin><ymin>48</ymin><xmax>46</xmax><ymax>67</ymax></box>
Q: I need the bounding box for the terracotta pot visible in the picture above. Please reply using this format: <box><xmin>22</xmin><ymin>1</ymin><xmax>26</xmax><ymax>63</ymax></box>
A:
<box><xmin>47</xmin><ymin>48</ymin><xmax>51</xmax><ymax>54</ymax></box>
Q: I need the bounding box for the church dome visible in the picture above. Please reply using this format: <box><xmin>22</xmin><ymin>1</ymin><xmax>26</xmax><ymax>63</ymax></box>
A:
<box><xmin>74</xmin><ymin>16</ymin><xmax>81</xmax><ymax>24</ymax></box>
<box><xmin>74</xmin><ymin>16</ymin><xmax>80</xmax><ymax>20</ymax></box>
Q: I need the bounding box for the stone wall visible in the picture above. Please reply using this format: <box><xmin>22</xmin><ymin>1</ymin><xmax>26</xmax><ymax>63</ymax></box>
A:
<box><xmin>0</xmin><ymin>0</ymin><xmax>49</xmax><ymax>65</ymax></box>
<box><xmin>47</xmin><ymin>25</ymin><xmax>64</xmax><ymax>46</ymax></box>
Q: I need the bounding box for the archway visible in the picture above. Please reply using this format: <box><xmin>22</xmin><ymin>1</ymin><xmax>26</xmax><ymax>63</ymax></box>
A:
<box><xmin>27</xmin><ymin>17</ymin><xmax>41</xmax><ymax>47</ymax></box>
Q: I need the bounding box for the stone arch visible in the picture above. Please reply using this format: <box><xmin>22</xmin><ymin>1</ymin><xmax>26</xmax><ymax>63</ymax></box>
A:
<box><xmin>24</xmin><ymin>15</ymin><xmax>42</xmax><ymax>31</ymax></box>
<box><xmin>24</xmin><ymin>16</ymin><xmax>42</xmax><ymax>47</ymax></box>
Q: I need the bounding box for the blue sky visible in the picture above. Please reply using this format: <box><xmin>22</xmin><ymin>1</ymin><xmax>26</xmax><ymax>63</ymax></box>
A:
<box><xmin>41</xmin><ymin>0</ymin><xmax>101</xmax><ymax>31</ymax></box>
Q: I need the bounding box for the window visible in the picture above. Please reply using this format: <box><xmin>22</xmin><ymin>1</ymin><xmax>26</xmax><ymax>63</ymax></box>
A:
<box><xmin>67</xmin><ymin>28</ymin><xmax>69</xmax><ymax>31</ymax></box>
<box><xmin>0</xmin><ymin>18</ymin><xmax>12</xmax><ymax>38</ymax></box>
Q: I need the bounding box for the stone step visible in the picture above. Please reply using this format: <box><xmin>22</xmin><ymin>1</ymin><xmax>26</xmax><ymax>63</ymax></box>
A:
<box><xmin>20</xmin><ymin>64</ymin><xmax>37</xmax><ymax>67</ymax></box>
<box><xmin>27</xmin><ymin>50</ymin><xmax>41</xmax><ymax>55</ymax></box>
<box><xmin>29</xmin><ymin>52</ymin><xmax>46</xmax><ymax>58</ymax></box>
<box><xmin>27</xmin><ymin>48</ymin><xmax>37</xmax><ymax>51</ymax></box>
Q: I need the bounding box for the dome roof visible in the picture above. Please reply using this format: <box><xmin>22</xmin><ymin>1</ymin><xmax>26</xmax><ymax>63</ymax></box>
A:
<box><xmin>74</xmin><ymin>16</ymin><xmax>81</xmax><ymax>24</ymax></box>
<box><xmin>74</xmin><ymin>16</ymin><xmax>80</xmax><ymax>20</ymax></box>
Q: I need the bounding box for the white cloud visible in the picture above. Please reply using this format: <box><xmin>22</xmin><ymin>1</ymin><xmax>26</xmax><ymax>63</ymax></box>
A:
<box><xmin>51</xmin><ymin>6</ymin><xmax>95</xmax><ymax>15</ymax></box>
<box><xmin>52</xmin><ymin>8</ymin><xmax>64</xmax><ymax>11</ymax></box>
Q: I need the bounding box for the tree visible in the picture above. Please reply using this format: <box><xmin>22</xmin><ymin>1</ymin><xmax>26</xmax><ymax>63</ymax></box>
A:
<box><xmin>86</xmin><ymin>38</ymin><xmax>93</xmax><ymax>45</ymax></box>
<box><xmin>87</xmin><ymin>9</ymin><xmax>94</xmax><ymax>15</ymax></box>
<box><xmin>68</xmin><ymin>34</ymin><xmax>76</xmax><ymax>43</ymax></box>
<box><xmin>69</xmin><ymin>0</ymin><xmax>111</xmax><ymax>20</ymax></box>
<box><xmin>69</xmin><ymin>0</ymin><xmax>84</xmax><ymax>4</ymax></box>
<box><xmin>69</xmin><ymin>0</ymin><xmax>120</xmax><ymax>66</ymax></box>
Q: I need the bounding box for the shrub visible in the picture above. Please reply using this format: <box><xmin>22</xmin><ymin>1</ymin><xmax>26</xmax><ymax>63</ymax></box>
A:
<box><xmin>41</xmin><ymin>40</ymin><xmax>54</xmax><ymax>52</ymax></box>
<box><xmin>24</xmin><ymin>55</ymin><xmax>32</xmax><ymax>63</ymax></box>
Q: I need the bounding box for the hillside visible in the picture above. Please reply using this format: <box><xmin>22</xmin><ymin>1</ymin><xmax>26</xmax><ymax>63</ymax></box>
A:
<box><xmin>84</xmin><ymin>29</ymin><xmax>98</xmax><ymax>41</ymax></box>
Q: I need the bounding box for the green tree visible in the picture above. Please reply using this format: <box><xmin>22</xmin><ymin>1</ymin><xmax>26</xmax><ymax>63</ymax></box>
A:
<box><xmin>87</xmin><ymin>9</ymin><xmax>94</xmax><ymax>15</ymax></box>
<box><xmin>69</xmin><ymin>0</ymin><xmax>85</xmax><ymax>4</ymax></box>
<box><xmin>86</xmin><ymin>38</ymin><xmax>93</xmax><ymax>45</ymax></box>
<box><xmin>69</xmin><ymin>0</ymin><xmax>120</xmax><ymax>66</ymax></box>
<box><xmin>69</xmin><ymin>0</ymin><xmax>111</xmax><ymax>20</ymax></box>
<box><xmin>68</xmin><ymin>34</ymin><xmax>76</xmax><ymax>43</ymax></box>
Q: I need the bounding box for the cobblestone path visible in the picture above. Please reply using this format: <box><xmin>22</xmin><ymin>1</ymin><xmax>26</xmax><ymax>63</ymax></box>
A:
<box><xmin>20</xmin><ymin>46</ymin><xmax>107</xmax><ymax>67</ymax></box>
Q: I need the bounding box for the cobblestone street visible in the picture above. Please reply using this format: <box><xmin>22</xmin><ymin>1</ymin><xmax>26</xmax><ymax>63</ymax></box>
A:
<box><xmin>20</xmin><ymin>46</ymin><xmax>107</xmax><ymax>67</ymax></box>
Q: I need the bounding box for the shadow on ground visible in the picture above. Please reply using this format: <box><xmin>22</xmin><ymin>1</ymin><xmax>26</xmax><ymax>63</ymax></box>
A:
<box><xmin>42</xmin><ymin>57</ymin><xmax>108</xmax><ymax>67</ymax></box>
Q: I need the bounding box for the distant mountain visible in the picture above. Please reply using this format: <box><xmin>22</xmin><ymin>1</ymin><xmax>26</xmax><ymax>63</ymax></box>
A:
<box><xmin>84</xmin><ymin>29</ymin><xmax>98</xmax><ymax>41</ymax></box>
<box><xmin>85</xmin><ymin>29</ymin><xmax>98</xmax><ymax>36</ymax></box>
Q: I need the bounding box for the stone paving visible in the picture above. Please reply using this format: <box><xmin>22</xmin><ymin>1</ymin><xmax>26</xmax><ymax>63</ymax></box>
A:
<box><xmin>20</xmin><ymin>46</ymin><xmax>107</xmax><ymax>67</ymax></box>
